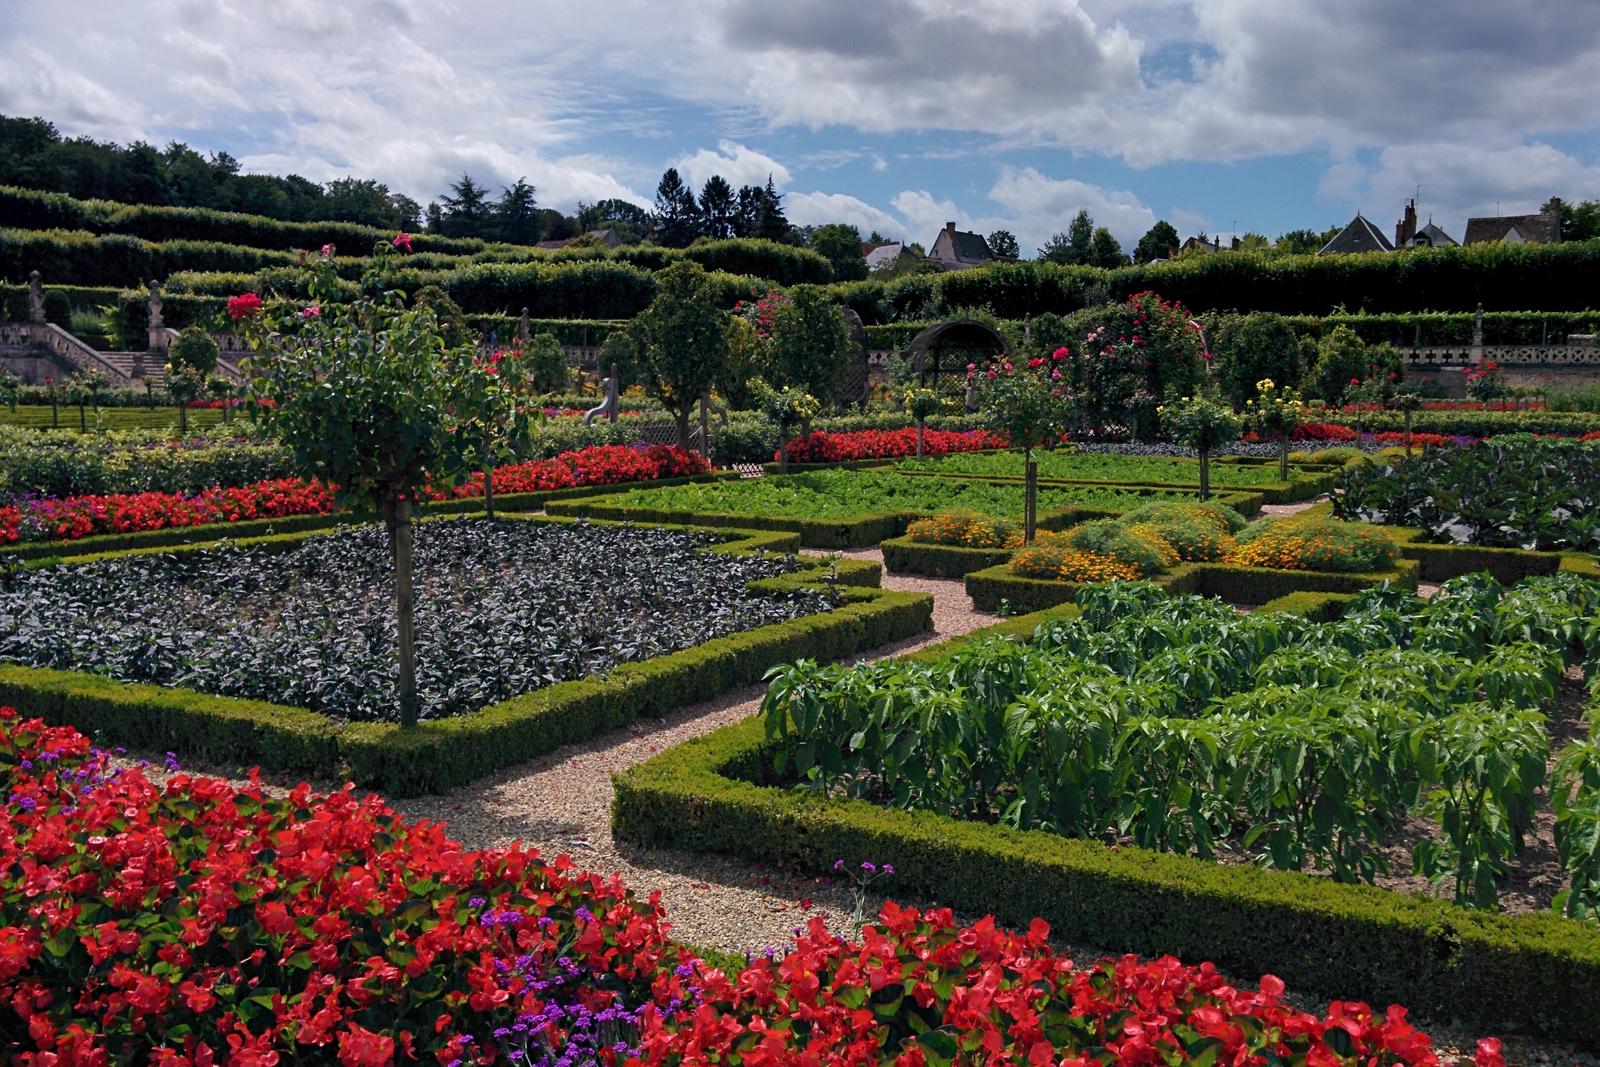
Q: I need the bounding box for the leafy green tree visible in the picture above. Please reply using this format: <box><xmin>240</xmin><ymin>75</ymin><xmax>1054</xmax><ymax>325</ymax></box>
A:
<box><xmin>494</xmin><ymin>178</ymin><xmax>541</xmax><ymax>245</ymax></box>
<box><xmin>1037</xmin><ymin>232</ymin><xmax>1075</xmax><ymax>265</ymax></box>
<box><xmin>524</xmin><ymin>331</ymin><xmax>570</xmax><ymax>393</ymax></box>
<box><xmin>238</xmin><ymin>239</ymin><xmax>478</xmax><ymax>727</ymax></box>
<box><xmin>1158</xmin><ymin>393</ymin><xmax>1243</xmax><ymax>499</ymax></box>
<box><xmin>164</xmin><ymin>365</ymin><xmax>205</xmax><ymax>434</ymax></box>
<box><xmin>576</xmin><ymin>198</ymin><xmax>650</xmax><ymax>243</ymax></box>
<box><xmin>698</xmin><ymin>175</ymin><xmax>738</xmax><ymax>239</ymax></box>
<box><xmin>1276</xmin><ymin>227</ymin><xmax>1340</xmax><ymax>255</ymax></box>
<box><xmin>747</xmin><ymin>377</ymin><xmax>820</xmax><ymax>472</ymax></box>
<box><xmin>449</xmin><ymin>342</ymin><xmax>532</xmax><ymax>520</ymax></box>
<box><xmin>1089</xmin><ymin>226</ymin><xmax>1126</xmax><ymax>268</ymax></box>
<box><xmin>1210</xmin><ymin>312</ymin><xmax>1304</xmax><ymax>407</ymax></box>
<box><xmin>596</xmin><ymin>327</ymin><xmax>642</xmax><ymax>391</ymax></box>
<box><xmin>972</xmin><ymin>355</ymin><xmax>1079</xmax><ymax>541</ymax></box>
<box><xmin>412</xmin><ymin>286</ymin><xmax>472</xmax><ymax>349</ymax></box>
<box><xmin>1310</xmin><ymin>324</ymin><xmax>1373</xmax><ymax>403</ymax></box>
<box><xmin>1133</xmin><ymin>220</ymin><xmax>1180</xmax><ymax>263</ymax></box>
<box><xmin>769</xmin><ymin>285</ymin><xmax>850</xmax><ymax>402</ymax></box>
<box><xmin>168</xmin><ymin>325</ymin><xmax>219</xmax><ymax>376</ymax></box>
<box><xmin>319</xmin><ymin>178</ymin><xmax>394</xmax><ymax>227</ymax></box>
<box><xmin>987</xmin><ymin>229</ymin><xmax>1021</xmax><ymax>261</ymax></box>
<box><xmin>653</xmin><ymin>168</ymin><xmax>699</xmax><ymax>247</ymax></box>
<box><xmin>633</xmin><ymin>261</ymin><xmax>730</xmax><ymax>446</ymax></box>
<box><xmin>1545</xmin><ymin>196</ymin><xmax>1600</xmax><ymax>242</ymax></box>
<box><xmin>809</xmin><ymin>223</ymin><xmax>867</xmax><ymax>281</ymax></box>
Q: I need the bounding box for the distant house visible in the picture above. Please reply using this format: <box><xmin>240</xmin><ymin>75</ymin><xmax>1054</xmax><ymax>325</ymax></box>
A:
<box><xmin>862</xmin><ymin>241</ymin><xmax>903</xmax><ymax>271</ymax></box>
<box><xmin>1318</xmin><ymin>214</ymin><xmax>1394</xmax><ymax>255</ymax></box>
<box><xmin>1464</xmin><ymin>200</ymin><xmax>1562</xmax><ymax>245</ymax></box>
<box><xmin>1180</xmin><ymin>235</ymin><xmax>1223</xmax><ymax>256</ymax></box>
<box><xmin>1392</xmin><ymin>200</ymin><xmax>1458</xmax><ymax>248</ymax></box>
<box><xmin>928</xmin><ymin>223</ymin><xmax>992</xmax><ymax>270</ymax></box>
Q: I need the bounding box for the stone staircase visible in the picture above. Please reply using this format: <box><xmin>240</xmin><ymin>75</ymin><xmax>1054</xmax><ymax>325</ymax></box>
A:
<box><xmin>97</xmin><ymin>350</ymin><xmax>170</xmax><ymax>386</ymax></box>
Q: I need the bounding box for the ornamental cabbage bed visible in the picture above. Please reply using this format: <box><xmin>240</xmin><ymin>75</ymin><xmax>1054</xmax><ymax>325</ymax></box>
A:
<box><xmin>590</xmin><ymin>469</ymin><xmax>1187</xmax><ymax>520</ymax></box>
<box><xmin>1335</xmin><ymin>435</ymin><xmax>1600</xmax><ymax>551</ymax></box>
<box><xmin>0</xmin><ymin>519</ymin><xmax>824</xmax><ymax>722</ymax></box>
<box><xmin>895</xmin><ymin>449</ymin><xmax>1312</xmax><ymax>486</ymax></box>
<box><xmin>764</xmin><ymin>576</ymin><xmax>1599</xmax><ymax>909</ymax></box>
<box><xmin>0</xmin><ymin>708</ymin><xmax>1505</xmax><ymax>1065</ymax></box>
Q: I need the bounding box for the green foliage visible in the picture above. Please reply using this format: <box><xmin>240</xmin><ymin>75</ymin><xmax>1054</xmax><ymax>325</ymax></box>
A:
<box><xmin>1310</xmin><ymin>324</ymin><xmax>1375</xmax><ymax>403</ymax></box>
<box><xmin>768</xmin><ymin>285</ymin><xmax>851</xmax><ymax>401</ymax></box>
<box><xmin>167</xmin><ymin>324</ymin><xmax>219</xmax><ymax>376</ymax></box>
<box><xmin>809</xmin><ymin>223</ymin><xmax>866</xmax><ymax>281</ymax></box>
<box><xmin>633</xmin><ymin>261</ymin><xmax>730</xmax><ymax>442</ymax></box>
<box><xmin>1062</xmin><ymin>519</ymin><xmax>1177</xmax><ymax>575</ymax></box>
<box><xmin>1209</xmin><ymin>312</ymin><xmax>1304</xmax><ymax>406</ymax></box>
<box><xmin>759</xmin><ymin>576</ymin><xmax>1585</xmax><ymax>908</ymax></box>
<box><xmin>1157</xmin><ymin>394</ymin><xmax>1243</xmax><ymax>452</ymax></box>
<box><xmin>522</xmin><ymin>331</ymin><xmax>570</xmax><ymax>393</ymax></box>
<box><xmin>747</xmin><ymin>377</ymin><xmax>820</xmax><ymax>432</ymax></box>
<box><xmin>1336</xmin><ymin>435</ymin><xmax>1600</xmax><ymax>551</ymax></box>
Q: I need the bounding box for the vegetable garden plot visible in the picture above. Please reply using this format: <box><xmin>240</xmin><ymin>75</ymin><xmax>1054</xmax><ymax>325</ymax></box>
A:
<box><xmin>893</xmin><ymin>450</ymin><xmax>1317</xmax><ymax>487</ymax></box>
<box><xmin>0</xmin><ymin>518</ymin><xmax>827</xmax><ymax>722</ymax></box>
<box><xmin>763</xmin><ymin>576</ymin><xmax>1599</xmax><ymax>911</ymax></box>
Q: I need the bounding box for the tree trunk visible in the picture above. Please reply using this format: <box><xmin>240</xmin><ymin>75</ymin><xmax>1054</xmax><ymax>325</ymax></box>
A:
<box><xmin>388</xmin><ymin>499</ymin><xmax>420</xmax><ymax>728</ymax></box>
<box><xmin>1199</xmin><ymin>449</ymin><xmax>1211</xmax><ymax>500</ymax></box>
<box><xmin>916</xmin><ymin>419</ymin><xmax>925</xmax><ymax>458</ymax></box>
<box><xmin>483</xmin><ymin>466</ymin><xmax>496</xmax><ymax>521</ymax></box>
<box><xmin>1279</xmin><ymin>434</ymin><xmax>1290</xmax><ymax>480</ymax></box>
<box><xmin>177</xmin><ymin>402</ymin><xmax>187</xmax><ymax>435</ymax></box>
<box><xmin>77</xmin><ymin>402</ymin><xmax>86</xmax><ymax>432</ymax></box>
<box><xmin>1404</xmin><ymin>408</ymin><xmax>1413</xmax><ymax>456</ymax></box>
<box><xmin>50</xmin><ymin>396</ymin><xmax>58</xmax><ymax>428</ymax></box>
<box><xmin>1024</xmin><ymin>448</ymin><xmax>1038</xmax><ymax>543</ymax></box>
<box><xmin>675</xmin><ymin>409</ymin><xmax>691</xmax><ymax>451</ymax></box>
<box><xmin>778</xmin><ymin>427</ymin><xmax>788</xmax><ymax>474</ymax></box>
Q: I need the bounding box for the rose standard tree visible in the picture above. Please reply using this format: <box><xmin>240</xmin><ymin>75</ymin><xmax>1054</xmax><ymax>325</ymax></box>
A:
<box><xmin>1158</xmin><ymin>392</ymin><xmax>1244</xmax><ymax>500</ymax></box>
<box><xmin>1244</xmin><ymin>378</ymin><xmax>1308</xmax><ymax>479</ymax></box>
<box><xmin>969</xmin><ymin>346</ymin><xmax>1077</xmax><ymax>542</ymax></box>
<box><xmin>748</xmin><ymin>376</ymin><xmax>820</xmax><ymax>473</ymax></box>
<box><xmin>234</xmin><ymin>234</ymin><xmax>475</xmax><ymax>727</ymax></box>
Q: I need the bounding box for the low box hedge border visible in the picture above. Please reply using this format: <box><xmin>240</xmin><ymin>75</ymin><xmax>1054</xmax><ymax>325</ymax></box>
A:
<box><xmin>548</xmin><ymin>487</ymin><xmax>1264</xmax><ymax>551</ymax></box>
<box><xmin>888</xmin><ymin>466</ymin><xmax>1329</xmax><ymax>505</ymax></box>
<box><xmin>0</xmin><ymin>472</ymin><xmax>733</xmax><ymax>563</ymax></box>
<box><xmin>611</xmin><ymin>597</ymin><xmax>1600</xmax><ymax>1047</ymax></box>
<box><xmin>964</xmin><ymin>557</ymin><xmax>1422</xmax><ymax>614</ymax></box>
<box><xmin>0</xmin><ymin>514</ymin><xmax>933</xmax><ymax>794</ymax></box>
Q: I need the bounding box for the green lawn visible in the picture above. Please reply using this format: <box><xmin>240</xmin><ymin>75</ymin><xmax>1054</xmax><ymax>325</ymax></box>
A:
<box><xmin>0</xmin><ymin>406</ymin><xmax>236</xmax><ymax>432</ymax></box>
<box><xmin>894</xmin><ymin>450</ymin><xmax>1308</xmax><ymax>485</ymax></box>
<box><xmin>594</xmin><ymin>469</ymin><xmax>1188</xmax><ymax>519</ymax></box>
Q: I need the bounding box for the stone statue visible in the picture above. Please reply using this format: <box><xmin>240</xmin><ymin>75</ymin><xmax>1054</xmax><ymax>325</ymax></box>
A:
<box><xmin>26</xmin><ymin>271</ymin><xmax>44</xmax><ymax>324</ymax></box>
<box><xmin>147</xmin><ymin>280</ymin><xmax>164</xmax><ymax>330</ymax></box>
<box><xmin>518</xmin><ymin>307</ymin><xmax>531</xmax><ymax>346</ymax></box>
<box><xmin>583</xmin><ymin>363</ymin><xmax>621</xmax><ymax>426</ymax></box>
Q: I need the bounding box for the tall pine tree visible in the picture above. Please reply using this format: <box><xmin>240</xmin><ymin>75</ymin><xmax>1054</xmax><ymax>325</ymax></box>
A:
<box><xmin>698</xmin><ymin>175</ymin><xmax>737</xmax><ymax>239</ymax></box>
<box><xmin>494</xmin><ymin>178</ymin><xmax>541</xmax><ymax>244</ymax></box>
<box><xmin>654</xmin><ymin>168</ymin><xmax>700</xmax><ymax>247</ymax></box>
<box><xmin>753</xmin><ymin>175</ymin><xmax>791</xmax><ymax>242</ymax></box>
<box><xmin>438</xmin><ymin>174</ymin><xmax>493</xmax><ymax>239</ymax></box>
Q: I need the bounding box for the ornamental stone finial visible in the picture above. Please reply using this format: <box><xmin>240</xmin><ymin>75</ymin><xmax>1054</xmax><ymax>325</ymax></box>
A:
<box><xmin>26</xmin><ymin>271</ymin><xmax>44</xmax><ymax>323</ymax></box>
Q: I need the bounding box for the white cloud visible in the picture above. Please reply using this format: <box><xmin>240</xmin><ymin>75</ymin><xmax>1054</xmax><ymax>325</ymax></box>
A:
<box><xmin>785</xmin><ymin>191</ymin><xmax>906</xmax><ymax>239</ymax></box>
<box><xmin>986</xmin><ymin>166</ymin><xmax>1157</xmax><ymax>251</ymax></box>
<box><xmin>673</xmin><ymin>139</ymin><xmax>791</xmax><ymax>192</ymax></box>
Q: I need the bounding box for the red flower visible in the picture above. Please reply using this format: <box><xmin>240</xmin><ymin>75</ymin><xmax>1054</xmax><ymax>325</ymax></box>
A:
<box><xmin>391</xmin><ymin>232</ymin><xmax>413</xmax><ymax>253</ymax></box>
<box><xmin>301</xmin><ymin>305</ymin><xmax>321</xmax><ymax>318</ymax></box>
<box><xmin>227</xmin><ymin>292</ymin><xmax>263</xmax><ymax>320</ymax></box>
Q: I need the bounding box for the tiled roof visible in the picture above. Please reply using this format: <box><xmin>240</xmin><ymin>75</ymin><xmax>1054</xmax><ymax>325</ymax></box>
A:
<box><xmin>1318</xmin><ymin>214</ymin><xmax>1394</xmax><ymax>255</ymax></box>
<box><xmin>1463</xmin><ymin>211</ymin><xmax>1560</xmax><ymax>245</ymax></box>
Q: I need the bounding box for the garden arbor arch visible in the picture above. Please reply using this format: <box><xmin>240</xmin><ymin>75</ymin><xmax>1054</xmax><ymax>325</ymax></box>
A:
<box><xmin>904</xmin><ymin>319</ymin><xmax>1011</xmax><ymax>389</ymax></box>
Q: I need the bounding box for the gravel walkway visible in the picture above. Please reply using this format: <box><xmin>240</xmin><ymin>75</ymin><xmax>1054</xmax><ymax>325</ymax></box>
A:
<box><xmin>390</xmin><ymin>550</ymin><xmax>997</xmax><ymax>953</ymax></box>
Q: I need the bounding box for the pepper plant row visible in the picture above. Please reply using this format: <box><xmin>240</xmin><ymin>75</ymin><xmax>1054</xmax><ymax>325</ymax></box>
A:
<box><xmin>765</xmin><ymin>575</ymin><xmax>1599</xmax><ymax>909</ymax></box>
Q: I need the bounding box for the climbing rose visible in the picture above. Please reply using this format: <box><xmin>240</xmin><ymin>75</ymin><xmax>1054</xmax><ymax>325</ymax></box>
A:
<box><xmin>226</xmin><ymin>293</ymin><xmax>263</xmax><ymax>320</ymax></box>
<box><xmin>392</xmin><ymin>231</ymin><xmax>413</xmax><ymax>253</ymax></box>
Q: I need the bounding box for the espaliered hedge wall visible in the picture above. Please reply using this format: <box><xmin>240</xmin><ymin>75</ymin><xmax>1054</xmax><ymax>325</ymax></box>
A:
<box><xmin>612</xmin><ymin>593</ymin><xmax>1600</xmax><ymax>1047</ymax></box>
<box><xmin>0</xmin><ymin>515</ymin><xmax>934</xmax><ymax>794</ymax></box>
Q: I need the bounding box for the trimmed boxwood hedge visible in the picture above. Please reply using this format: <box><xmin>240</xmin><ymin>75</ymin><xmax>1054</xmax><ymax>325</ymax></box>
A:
<box><xmin>0</xmin><ymin>515</ymin><xmax>933</xmax><ymax>793</ymax></box>
<box><xmin>611</xmin><ymin>596</ymin><xmax>1600</xmax><ymax>1047</ymax></box>
<box><xmin>549</xmin><ymin>487</ymin><xmax>1263</xmax><ymax>551</ymax></box>
<box><xmin>964</xmin><ymin>557</ymin><xmax>1422</xmax><ymax>614</ymax></box>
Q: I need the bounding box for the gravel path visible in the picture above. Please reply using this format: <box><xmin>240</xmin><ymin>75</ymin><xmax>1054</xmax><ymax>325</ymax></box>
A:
<box><xmin>389</xmin><ymin>550</ymin><xmax>997</xmax><ymax>953</ymax></box>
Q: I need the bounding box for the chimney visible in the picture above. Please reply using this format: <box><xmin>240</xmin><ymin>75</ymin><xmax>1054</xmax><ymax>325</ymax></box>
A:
<box><xmin>1230</xmin><ymin>235</ymin><xmax>1241</xmax><ymax>250</ymax></box>
<box><xmin>1395</xmin><ymin>199</ymin><xmax>1417</xmax><ymax>247</ymax></box>
<box><xmin>945</xmin><ymin>221</ymin><xmax>957</xmax><ymax>235</ymax></box>
<box><xmin>1213</xmin><ymin>235</ymin><xmax>1220</xmax><ymax>251</ymax></box>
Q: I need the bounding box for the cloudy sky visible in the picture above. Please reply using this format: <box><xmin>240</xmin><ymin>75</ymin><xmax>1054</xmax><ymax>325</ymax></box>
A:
<box><xmin>3</xmin><ymin>0</ymin><xmax>1599</xmax><ymax>255</ymax></box>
